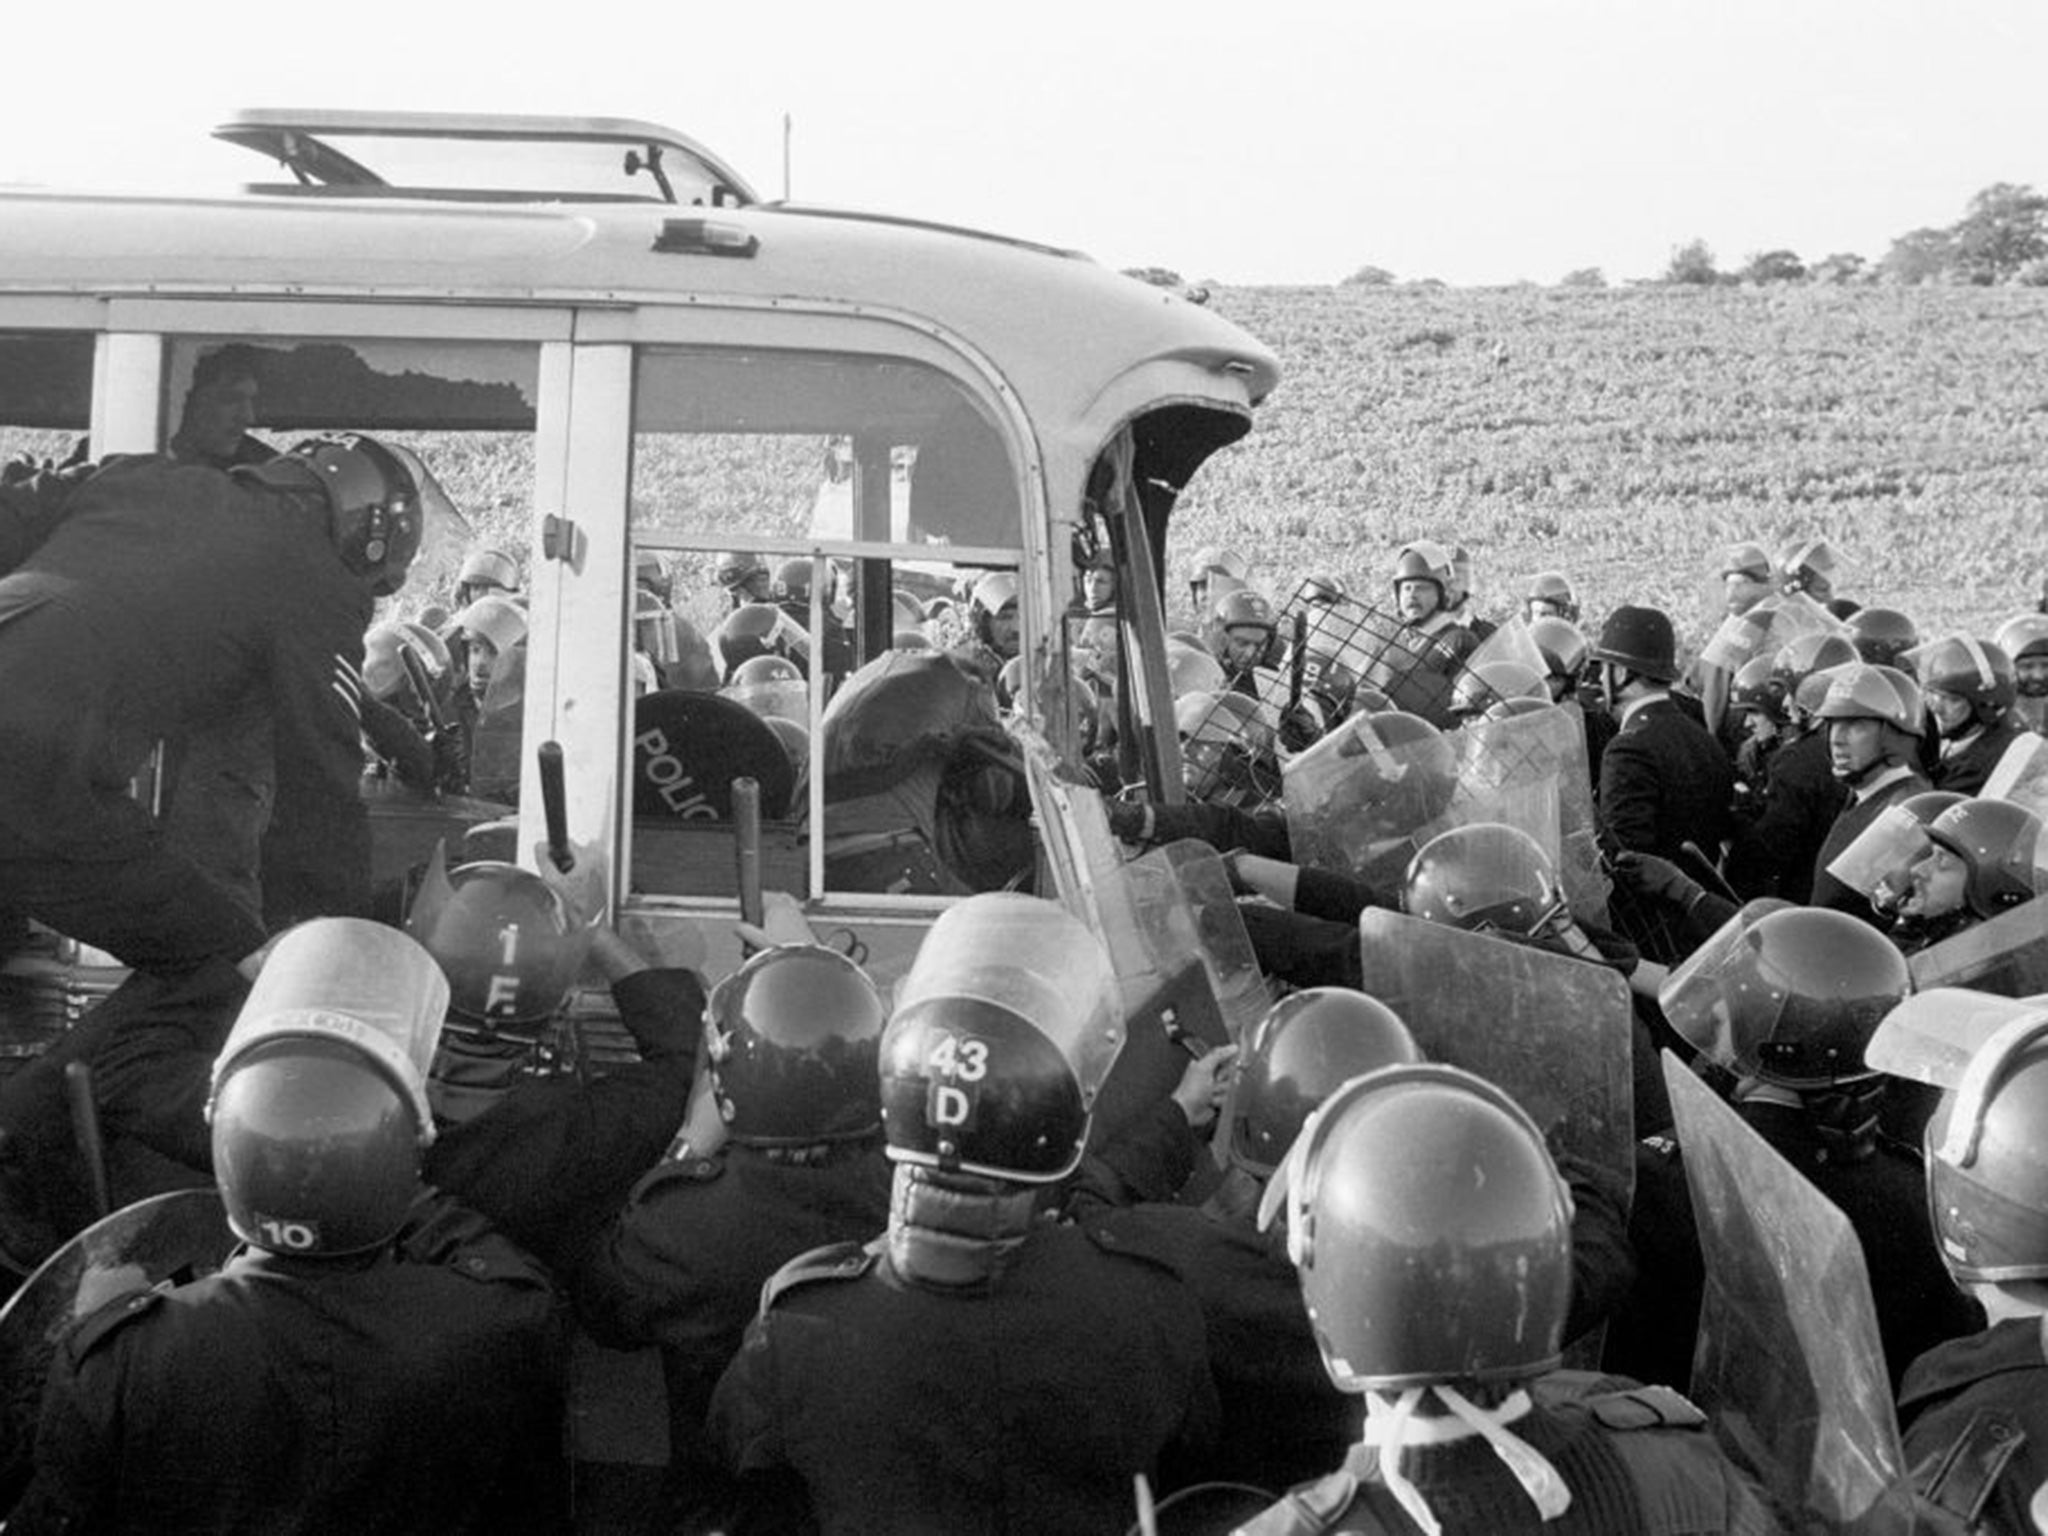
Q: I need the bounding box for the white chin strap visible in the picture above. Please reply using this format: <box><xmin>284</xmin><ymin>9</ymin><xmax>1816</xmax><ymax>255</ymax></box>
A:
<box><xmin>1363</xmin><ymin>1385</ymin><xmax>1570</xmax><ymax>1535</ymax></box>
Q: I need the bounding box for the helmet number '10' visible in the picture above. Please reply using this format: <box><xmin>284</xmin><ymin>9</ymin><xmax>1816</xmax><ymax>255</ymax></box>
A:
<box><xmin>927</xmin><ymin>1034</ymin><xmax>988</xmax><ymax>1128</ymax></box>
<box><xmin>257</xmin><ymin>1217</ymin><xmax>320</xmax><ymax>1251</ymax></box>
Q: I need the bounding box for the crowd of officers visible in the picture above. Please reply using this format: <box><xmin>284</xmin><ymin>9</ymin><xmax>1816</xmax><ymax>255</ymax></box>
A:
<box><xmin>2</xmin><ymin>370</ymin><xmax>2048</xmax><ymax>1535</ymax></box>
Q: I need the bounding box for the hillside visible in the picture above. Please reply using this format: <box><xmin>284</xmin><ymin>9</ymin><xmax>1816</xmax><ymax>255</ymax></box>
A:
<box><xmin>1180</xmin><ymin>283</ymin><xmax>2048</xmax><ymax>644</ymax></box>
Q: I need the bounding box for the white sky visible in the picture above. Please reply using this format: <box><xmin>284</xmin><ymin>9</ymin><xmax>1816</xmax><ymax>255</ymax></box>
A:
<box><xmin>4</xmin><ymin>0</ymin><xmax>2040</xmax><ymax>287</ymax></box>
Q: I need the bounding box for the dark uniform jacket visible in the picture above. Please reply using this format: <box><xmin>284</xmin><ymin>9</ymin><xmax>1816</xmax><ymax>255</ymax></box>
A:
<box><xmin>709</xmin><ymin>1222</ymin><xmax>1218</xmax><ymax>1536</ymax></box>
<box><xmin>10</xmin><ymin>1199</ymin><xmax>563</xmax><ymax>1535</ymax></box>
<box><xmin>578</xmin><ymin>1142</ymin><xmax>895</xmax><ymax>1521</ymax></box>
<box><xmin>1725</xmin><ymin>730</ymin><xmax>1846</xmax><ymax>904</ymax></box>
<box><xmin>1237</xmin><ymin>1378</ymin><xmax>1780</xmax><ymax>1535</ymax></box>
<box><xmin>1597</xmin><ymin>696</ymin><xmax>1735</xmax><ymax>864</ymax></box>
<box><xmin>1931</xmin><ymin>715</ymin><xmax>2026</xmax><ymax>797</ymax></box>
<box><xmin>0</xmin><ymin>456</ymin><xmax>372</xmax><ymax>969</ymax></box>
<box><xmin>0</xmin><ymin>961</ymin><xmax>704</xmax><ymax>1281</ymax></box>
<box><xmin>1899</xmin><ymin>1316</ymin><xmax>2048</xmax><ymax>1536</ymax></box>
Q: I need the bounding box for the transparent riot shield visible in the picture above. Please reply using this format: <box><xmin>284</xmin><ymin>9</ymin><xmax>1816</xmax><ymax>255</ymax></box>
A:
<box><xmin>1982</xmin><ymin>731</ymin><xmax>2048</xmax><ymax>822</ymax></box>
<box><xmin>0</xmin><ymin>1188</ymin><xmax>236</xmax><ymax>1511</ymax></box>
<box><xmin>1447</xmin><ymin>702</ymin><xmax>1611</xmax><ymax>925</ymax></box>
<box><xmin>1663</xmin><ymin>1056</ymin><xmax>1917</xmax><ymax>1536</ymax></box>
<box><xmin>1018</xmin><ymin>724</ymin><xmax>1271</xmax><ymax>1149</ymax></box>
<box><xmin>1463</xmin><ymin>616</ymin><xmax>1550</xmax><ymax>688</ymax></box>
<box><xmin>1868</xmin><ymin>988</ymin><xmax>2048</xmax><ymax>1089</ymax></box>
<box><xmin>1288</xmin><ymin>595</ymin><xmax>1471</xmax><ymax>729</ymax></box>
<box><xmin>1699</xmin><ymin>589</ymin><xmax>1845</xmax><ymax>675</ymax></box>
<box><xmin>1907</xmin><ymin>893</ymin><xmax>2048</xmax><ymax>997</ymax></box>
<box><xmin>1353</xmin><ymin>909</ymin><xmax>1633</xmax><ymax>1190</ymax></box>
<box><xmin>1283</xmin><ymin>712</ymin><xmax>1461</xmax><ymax>904</ymax></box>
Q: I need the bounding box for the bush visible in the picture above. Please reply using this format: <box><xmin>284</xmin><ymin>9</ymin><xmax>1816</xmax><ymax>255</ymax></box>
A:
<box><xmin>1121</xmin><ymin>266</ymin><xmax>1185</xmax><ymax>289</ymax></box>
<box><xmin>1559</xmin><ymin>267</ymin><xmax>1607</xmax><ymax>289</ymax></box>
<box><xmin>1664</xmin><ymin>239</ymin><xmax>1719</xmax><ymax>286</ymax></box>
<box><xmin>1342</xmin><ymin>265</ymin><xmax>1397</xmax><ymax>288</ymax></box>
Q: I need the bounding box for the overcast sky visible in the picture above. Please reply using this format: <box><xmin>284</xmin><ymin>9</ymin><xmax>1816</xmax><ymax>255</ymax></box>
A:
<box><xmin>4</xmin><ymin>0</ymin><xmax>2039</xmax><ymax>287</ymax></box>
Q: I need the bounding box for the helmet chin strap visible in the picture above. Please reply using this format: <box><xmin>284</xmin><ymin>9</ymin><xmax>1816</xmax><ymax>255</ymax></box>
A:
<box><xmin>1363</xmin><ymin>1384</ymin><xmax>1569</xmax><ymax>1534</ymax></box>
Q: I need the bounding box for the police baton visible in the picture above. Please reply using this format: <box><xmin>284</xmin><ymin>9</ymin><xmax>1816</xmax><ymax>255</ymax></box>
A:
<box><xmin>733</xmin><ymin>776</ymin><xmax>764</xmax><ymax>955</ymax></box>
<box><xmin>398</xmin><ymin>643</ymin><xmax>447</xmax><ymax>736</ymax></box>
<box><xmin>538</xmin><ymin>741</ymin><xmax>573</xmax><ymax>873</ymax></box>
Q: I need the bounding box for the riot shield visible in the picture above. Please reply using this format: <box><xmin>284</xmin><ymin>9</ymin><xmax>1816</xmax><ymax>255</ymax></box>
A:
<box><xmin>1353</xmin><ymin>909</ymin><xmax>1633</xmax><ymax>1188</ymax></box>
<box><xmin>0</xmin><ymin>1188</ymin><xmax>236</xmax><ymax>1510</ymax></box>
<box><xmin>1907</xmin><ymin>893</ymin><xmax>2048</xmax><ymax>997</ymax></box>
<box><xmin>1283</xmin><ymin>712</ymin><xmax>1461</xmax><ymax>904</ymax></box>
<box><xmin>633</xmin><ymin>689</ymin><xmax>795</xmax><ymax>821</ymax></box>
<box><xmin>1463</xmin><ymin>616</ymin><xmax>1549</xmax><ymax>687</ymax></box>
<box><xmin>1446</xmin><ymin>702</ymin><xmax>1611</xmax><ymax>925</ymax></box>
<box><xmin>1867</xmin><ymin>987</ymin><xmax>2048</xmax><ymax>1088</ymax></box>
<box><xmin>1289</xmin><ymin>595</ymin><xmax>1470</xmax><ymax>728</ymax></box>
<box><xmin>1699</xmin><ymin>589</ymin><xmax>1844</xmax><ymax>675</ymax></box>
<box><xmin>1663</xmin><ymin>1056</ymin><xmax>1916</xmax><ymax>1536</ymax></box>
<box><xmin>1982</xmin><ymin>731</ymin><xmax>2048</xmax><ymax>822</ymax></box>
<box><xmin>1019</xmin><ymin>725</ymin><xmax>1271</xmax><ymax>1150</ymax></box>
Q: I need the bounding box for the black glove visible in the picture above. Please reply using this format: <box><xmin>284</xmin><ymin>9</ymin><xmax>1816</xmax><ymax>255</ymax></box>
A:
<box><xmin>1611</xmin><ymin>850</ymin><xmax>1703</xmax><ymax>909</ymax></box>
<box><xmin>1105</xmin><ymin>800</ymin><xmax>1148</xmax><ymax>844</ymax></box>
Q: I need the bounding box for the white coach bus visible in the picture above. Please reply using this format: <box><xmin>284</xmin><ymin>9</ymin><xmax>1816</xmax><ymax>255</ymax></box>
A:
<box><xmin>0</xmin><ymin>110</ymin><xmax>1278</xmax><ymax>1019</ymax></box>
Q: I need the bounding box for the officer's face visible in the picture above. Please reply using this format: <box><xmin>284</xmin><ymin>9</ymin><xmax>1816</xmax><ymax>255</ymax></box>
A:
<box><xmin>1923</xmin><ymin>687</ymin><xmax>1972</xmax><ymax>736</ymax></box>
<box><xmin>988</xmin><ymin>602</ymin><xmax>1021</xmax><ymax>658</ymax></box>
<box><xmin>1827</xmin><ymin>717</ymin><xmax>1886</xmax><ymax>780</ymax></box>
<box><xmin>1081</xmin><ymin>567</ymin><xmax>1116</xmax><ymax>610</ymax></box>
<box><xmin>1723</xmin><ymin>572</ymin><xmax>1771</xmax><ymax>617</ymax></box>
<box><xmin>178</xmin><ymin>373</ymin><xmax>259</xmax><ymax>460</ymax></box>
<box><xmin>467</xmin><ymin>636</ymin><xmax>500</xmax><ymax>695</ymax></box>
<box><xmin>1395</xmin><ymin>579</ymin><xmax>1439</xmax><ymax>623</ymax></box>
<box><xmin>2016</xmin><ymin>655</ymin><xmax>2048</xmax><ymax>698</ymax></box>
<box><xmin>1907</xmin><ymin>844</ymin><xmax>1968</xmax><ymax>920</ymax></box>
<box><xmin>1220</xmin><ymin>627</ymin><xmax>1267</xmax><ymax>670</ymax></box>
<box><xmin>1526</xmin><ymin>597</ymin><xmax>1567</xmax><ymax>622</ymax></box>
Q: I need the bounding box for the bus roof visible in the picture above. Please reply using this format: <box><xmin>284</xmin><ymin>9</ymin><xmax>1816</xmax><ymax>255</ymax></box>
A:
<box><xmin>0</xmin><ymin>187</ymin><xmax>1279</xmax><ymax>439</ymax></box>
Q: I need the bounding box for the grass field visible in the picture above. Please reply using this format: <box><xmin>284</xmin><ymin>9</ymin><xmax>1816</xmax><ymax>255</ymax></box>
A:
<box><xmin>1174</xmin><ymin>282</ymin><xmax>2048</xmax><ymax>647</ymax></box>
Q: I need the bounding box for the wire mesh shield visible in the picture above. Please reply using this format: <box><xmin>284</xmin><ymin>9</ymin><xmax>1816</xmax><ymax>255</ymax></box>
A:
<box><xmin>1283</xmin><ymin>594</ymin><xmax>1473</xmax><ymax>729</ymax></box>
<box><xmin>1448</xmin><ymin>703</ymin><xmax>1611</xmax><ymax>925</ymax></box>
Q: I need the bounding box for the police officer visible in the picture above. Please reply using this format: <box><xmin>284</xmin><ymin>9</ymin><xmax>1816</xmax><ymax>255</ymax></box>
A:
<box><xmin>708</xmin><ymin>895</ymin><xmax>1218</xmax><ymax>1534</ymax></box>
<box><xmin>716</xmin><ymin>551</ymin><xmax>775</xmax><ymax>610</ymax></box>
<box><xmin>166</xmin><ymin>345</ymin><xmax>274</xmax><ymax>471</ymax></box>
<box><xmin>1893</xmin><ymin>1008</ymin><xmax>2048</xmax><ymax>1534</ymax></box>
<box><xmin>1521</xmin><ymin>570</ymin><xmax>1581</xmax><ymax>625</ymax></box>
<box><xmin>0</xmin><ymin>851</ymin><xmax>707</xmax><ymax>1287</ymax></box>
<box><xmin>1240</xmin><ymin>1064</ymin><xmax>1777</xmax><ymax>1535</ymax></box>
<box><xmin>9</xmin><ymin>919</ymin><xmax>563</xmax><ymax>1534</ymax></box>
<box><xmin>773</xmin><ymin>556</ymin><xmax>853</xmax><ymax>685</ymax></box>
<box><xmin>1994</xmin><ymin>612</ymin><xmax>2048</xmax><ymax>735</ymax></box>
<box><xmin>1637</xmin><ymin>905</ymin><xmax>1981</xmax><ymax>1392</ymax></box>
<box><xmin>1894</xmin><ymin>797</ymin><xmax>2047</xmax><ymax>953</ymax></box>
<box><xmin>579</xmin><ymin>943</ymin><xmax>893</xmax><ymax>1531</ymax></box>
<box><xmin>1723</xmin><ymin>633</ymin><xmax>1857</xmax><ymax>903</ymax></box>
<box><xmin>1590</xmin><ymin>604</ymin><xmax>1735</xmax><ymax>879</ymax></box>
<box><xmin>1807</xmin><ymin>663</ymin><xmax>1933</xmax><ymax>925</ymax></box>
<box><xmin>0</xmin><ymin>435</ymin><xmax>423</xmax><ymax>972</ymax></box>
<box><xmin>1915</xmin><ymin>634</ymin><xmax>2026</xmax><ymax>795</ymax></box>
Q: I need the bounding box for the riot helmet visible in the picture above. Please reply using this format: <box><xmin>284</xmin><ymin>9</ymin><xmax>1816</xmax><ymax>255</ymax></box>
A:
<box><xmin>458</xmin><ymin>547</ymin><xmax>520</xmax><ymax>599</ymax></box>
<box><xmin>207</xmin><ymin>918</ymin><xmax>446</xmax><ymax>1257</ymax></box>
<box><xmin>1229</xmin><ymin>989</ymin><xmax>1422</xmax><ymax>1178</ymax></box>
<box><xmin>404</xmin><ymin>852</ymin><xmax>587</xmax><ymax>1035</ymax></box>
<box><xmin>1777</xmin><ymin>537</ymin><xmax>1840</xmax><ymax>600</ymax></box>
<box><xmin>1391</xmin><ymin>540</ymin><xmax>1454</xmax><ymax>621</ymax></box>
<box><xmin>1521</xmin><ymin>570</ymin><xmax>1580</xmax><ymax>624</ymax></box>
<box><xmin>1403</xmin><ymin>823</ymin><xmax>1568</xmax><ymax>941</ymax></box>
<box><xmin>1177</xmin><ymin>689</ymin><xmax>1281</xmax><ymax>806</ymax></box>
<box><xmin>1659</xmin><ymin>901</ymin><xmax>1913</xmax><ymax>1089</ymax></box>
<box><xmin>1993</xmin><ymin>614</ymin><xmax>2048</xmax><ymax>672</ymax></box>
<box><xmin>1924</xmin><ymin>1010</ymin><xmax>2048</xmax><ymax>1282</ymax></box>
<box><xmin>715</xmin><ymin>602</ymin><xmax>807</xmax><ymax>680</ymax></box>
<box><xmin>1527</xmin><ymin>616</ymin><xmax>1589</xmax><ymax>699</ymax></box>
<box><xmin>1814</xmin><ymin>663</ymin><xmax>1924</xmax><ymax>784</ymax></box>
<box><xmin>724</xmin><ymin>653</ymin><xmax>808</xmax><ymax>726</ymax></box>
<box><xmin>1209</xmin><ymin>588</ymin><xmax>1280</xmax><ymax>672</ymax></box>
<box><xmin>1262</xmin><ymin>1063</ymin><xmax>1573</xmax><ymax>1391</ymax></box>
<box><xmin>773</xmin><ymin>557</ymin><xmax>814</xmax><ymax>605</ymax></box>
<box><xmin>879</xmin><ymin>894</ymin><xmax>1123</xmax><ymax>1183</ymax></box>
<box><xmin>288</xmin><ymin>433</ymin><xmax>423</xmax><ymax>598</ymax></box>
<box><xmin>1186</xmin><ymin>545</ymin><xmax>1247</xmax><ymax>609</ymax></box>
<box><xmin>1727</xmin><ymin>654</ymin><xmax>1789</xmax><ymax>727</ymax></box>
<box><xmin>716</xmin><ymin>551</ymin><xmax>773</xmax><ymax>601</ymax></box>
<box><xmin>1298</xmin><ymin>571</ymin><xmax>1348</xmax><ymax>606</ymax></box>
<box><xmin>1920</xmin><ymin>798</ymin><xmax>2048</xmax><ymax>921</ymax></box>
<box><xmin>1845</xmin><ymin>607</ymin><xmax>1919</xmax><ymax>668</ymax></box>
<box><xmin>1720</xmin><ymin>540</ymin><xmax>1774</xmax><ymax>583</ymax></box>
<box><xmin>632</xmin><ymin>548</ymin><xmax>669</xmax><ymax>599</ymax></box>
<box><xmin>708</xmin><ymin>944</ymin><xmax>885</xmax><ymax>1146</ymax></box>
<box><xmin>1449</xmin><ymin>659</ymin><xmax>1547</xmax><ymax>720</ymax></box>
<box><xmin>1770</xmin><ymin>631</ymin><xmax>1859</xmax><ymax>700</ymax></box>
<box><xmin>1912</xmin><ymin>635</ymin><xmax>2016</xmax><ymax>737</ymax></box>
<box><xmin>968</xmin><ymin>571</ymin><xmax>1023</xmax><ymax>659</ymax></box>
<box><xmin>1824</xmin><ymin>790</ymin><xmax>1966</xmax><ymax>917</ymax></box>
